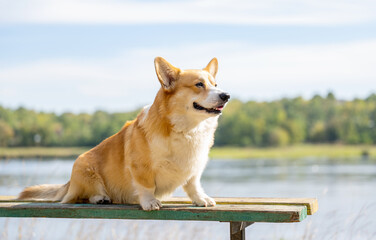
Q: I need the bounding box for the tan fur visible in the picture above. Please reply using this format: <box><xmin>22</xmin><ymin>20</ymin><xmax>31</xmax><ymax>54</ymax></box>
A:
<box><xmin>18</xmin><ymin>57</ymin><xmax>229</xmax><ymax>210</ymax></box>
<box><xmin>19</xmin><ymin>183</ymin><xmax>69</xmax><ymax>201</ymax></box>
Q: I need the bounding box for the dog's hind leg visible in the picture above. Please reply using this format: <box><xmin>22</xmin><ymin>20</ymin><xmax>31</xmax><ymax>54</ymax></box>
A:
<box><xmin>62</xmin><ymin>157</ymin><xmax>112</xmax><ymax>204</ymax></box>
<box><xmin>89</xmin><ymin>194</ymin><xmax>111</xmax><ymax>204</ymax></box>
<box><xmin>81</xmin><ymin>174</ymin><xmax>112</xmax><ymax>204</ymax></box>
<box><xmin>61</xmin><ymin>176</ymin><xmax>111</xmax><ymax>204</ymax></box>
<box><xmin>61</xmin><ymin>186</ymin><xmax>79</xmax><ymax>203</ymax></box>
<box><xmin>88</xmin><ymin>182</ymin><xmax>112</xmax><ymax>204</ymax></box>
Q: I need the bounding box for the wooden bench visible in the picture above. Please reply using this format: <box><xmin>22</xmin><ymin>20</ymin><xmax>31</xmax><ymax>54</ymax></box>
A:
<box><xmin>0</xmin><ymin>196</ymin><xmax>318</xmax><ymax>240</ymax></box>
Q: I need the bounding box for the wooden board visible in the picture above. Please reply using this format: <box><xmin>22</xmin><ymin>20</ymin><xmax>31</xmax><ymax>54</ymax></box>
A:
<box><xmin>0</xmin><ymin>201</ymin><xmax>307</xmax><ymax>223</ymax></box>
<box><xmin>0</xmin><ymin>196</ymin><xmax>318</xmax><ymax>215</ymax></box>
<box><xmin>164</xmin><ymin>197</ymin><xmax>318</xmax><ymax>215</ymax></box>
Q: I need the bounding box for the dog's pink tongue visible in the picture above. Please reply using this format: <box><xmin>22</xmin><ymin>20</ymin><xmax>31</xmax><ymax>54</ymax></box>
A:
<box><xmin>216</xmin><ymin>106</ymin><xmax>224</xmax><ymax>111</ymax></box>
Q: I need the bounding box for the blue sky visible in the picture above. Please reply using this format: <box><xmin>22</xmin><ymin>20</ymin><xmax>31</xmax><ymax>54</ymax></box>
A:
<box><xmin>1</xmin><ymin>0</ymin><xmax>376</xmax><ymax>113</ymax></box>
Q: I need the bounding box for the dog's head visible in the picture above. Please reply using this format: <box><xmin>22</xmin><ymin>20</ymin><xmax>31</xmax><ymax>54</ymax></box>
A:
<box><xmin>154</xmin><ymin>57</ymin><xmax>230</xmax><ymax>120</ymax></box>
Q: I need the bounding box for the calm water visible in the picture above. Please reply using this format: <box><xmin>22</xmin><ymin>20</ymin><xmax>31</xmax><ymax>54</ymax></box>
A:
<box><xmin>0</xmin><ymin>158</ymin><xmax>375</xmax><ymax>240</ymax></box>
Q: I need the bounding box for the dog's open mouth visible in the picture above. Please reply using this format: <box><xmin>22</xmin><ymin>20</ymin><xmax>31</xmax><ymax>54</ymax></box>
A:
<box><xmin>193</xmin><ymin>102</ymin><xmax>224</xmax><ymax>114</ymax></box>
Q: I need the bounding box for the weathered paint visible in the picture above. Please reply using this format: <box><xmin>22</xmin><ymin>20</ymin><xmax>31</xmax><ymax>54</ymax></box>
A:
<box><xmin>0</xmin><ymin>202</ymin><xmax>307</xmax><ymax>223</ymax></box>
<box><xmin>0</xmin><ymin>196</ymin><xmax>318</xmax><ymax>215</ymax></box>
<box><xmin>165</xmin><ymin>197</ymin><xmax>318</xmax><ymax>215</ymax></box>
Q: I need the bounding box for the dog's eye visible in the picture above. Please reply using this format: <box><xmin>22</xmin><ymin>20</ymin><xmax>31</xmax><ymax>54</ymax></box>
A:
<box><xmin>195</xmin><ymin>82</ymin><xmax>204</xmax><ymax>88</ymax></box>
<box><xmin>215</xmin><ymin>84</ymin><xmax>218</xmax><ymax>87</ymax></box>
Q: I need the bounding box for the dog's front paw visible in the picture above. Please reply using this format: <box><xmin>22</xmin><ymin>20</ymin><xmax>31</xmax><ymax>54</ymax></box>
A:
<box><xmin>140</xmin><ymin>198</ymin><xmax>162</xmax><ymax>211</ymax></box>
<box><xmin>193</xmin><ymin>196</ymin><xmax>216</xmax><ymax>207</ymax></box>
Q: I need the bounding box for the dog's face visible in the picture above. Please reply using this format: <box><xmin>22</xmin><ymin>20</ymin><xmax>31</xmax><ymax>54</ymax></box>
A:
<box><xmin>154</xmin><ymin>57</ymin><xmax>230</xmax><ymax>121</ymax></box>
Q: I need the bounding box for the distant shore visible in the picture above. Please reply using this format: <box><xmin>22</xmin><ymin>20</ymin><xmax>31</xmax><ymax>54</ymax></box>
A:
<box><xmin>0</xmin><ymin>147</ymin><xmax>89</xmax><ymax>159</ymax></box>
<box><xmin>0</xmin><ymin>144</ymin><xmax>375</xmax><ymax>160</ymax></box>
<box><xmin>210</xmin><ymin>144</ymin><xmax>375</xmax><ymax>160</ymax></box>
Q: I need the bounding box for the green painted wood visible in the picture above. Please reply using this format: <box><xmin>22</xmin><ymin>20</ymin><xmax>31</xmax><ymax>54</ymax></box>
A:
<box><xmin>0</xmin><ymin>202</ymin><xmax>307</xmax><ymax>223</ymax></box>
<box><xmin>0</xmin><ymin>196</ymin><xmax>319</xmax><ymax>215</ymax></box>
<box><xmin>165</xmin><ymin>197</ymin><xmax>318</xmax><ymax>215</ymax></box>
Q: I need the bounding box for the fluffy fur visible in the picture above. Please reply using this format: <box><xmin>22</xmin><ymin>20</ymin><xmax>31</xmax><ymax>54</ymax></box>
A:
<box><xmin>18</xmin><ymin>57</ymin><xmax>230</xmax><ymax>211</ymax></box>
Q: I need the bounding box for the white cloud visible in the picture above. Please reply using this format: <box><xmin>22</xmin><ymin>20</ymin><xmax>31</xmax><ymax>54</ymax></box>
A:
<box><xmin>0</xmin><ymin>39</ymin><xmax>375</xmax><ymax>112</ymax></box>
<box><xmin>0</xmin><ymin>0</ymin><xmax>375</xmax><ymax>25</ymax></box>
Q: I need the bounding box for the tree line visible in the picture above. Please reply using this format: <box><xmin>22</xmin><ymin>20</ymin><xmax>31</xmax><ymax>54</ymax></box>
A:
<box><xmin>0</xmin><ymin>93</ymin><xmax>376</xmax><ymax>147</ymax></box>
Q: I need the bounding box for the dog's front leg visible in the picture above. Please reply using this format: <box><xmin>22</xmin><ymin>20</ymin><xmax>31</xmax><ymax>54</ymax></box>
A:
<box><xmin>183</xmin><ymin>176</ymin><xmax>216</xmax><ymax>207</ymax></box>
<box><xmin>131</xmin><ymin>167</ymin><xmax>161</xmax><ymax>211</ymax></box>
<box><xmin>133</xmin><ymin>182</ymin><xmax>162</xmax><ymax>211</ymax></box>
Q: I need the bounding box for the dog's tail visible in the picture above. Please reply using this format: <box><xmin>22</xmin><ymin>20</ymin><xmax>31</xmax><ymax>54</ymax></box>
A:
<box><xmin>18</xmin><ymin>182</ymin><xmax>70</xmax><ymax>201</ymax></box>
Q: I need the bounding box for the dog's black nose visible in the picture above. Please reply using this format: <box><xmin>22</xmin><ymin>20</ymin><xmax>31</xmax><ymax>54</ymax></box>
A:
<box><xmin>219</xmin><ymin>92</ymin><xmax>230</xmax><ymax>102</ymax></box>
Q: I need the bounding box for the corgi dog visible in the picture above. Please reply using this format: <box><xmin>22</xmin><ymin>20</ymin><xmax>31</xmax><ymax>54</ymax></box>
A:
<box><xmin>18</xmin><ymin>57</ymin><xmax>230</xmax><ymax>211</ymax></box>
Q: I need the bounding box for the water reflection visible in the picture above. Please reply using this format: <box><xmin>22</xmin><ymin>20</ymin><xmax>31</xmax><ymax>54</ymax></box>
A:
<box><xmin>0</xmin><ymin>157</ymin><xmax>375</xmax><ymax>240</ymax></box>
<box><xmin>204</xmin><ymin>158</ymin><xmax>376</xmax><ymax>184</ymax></box>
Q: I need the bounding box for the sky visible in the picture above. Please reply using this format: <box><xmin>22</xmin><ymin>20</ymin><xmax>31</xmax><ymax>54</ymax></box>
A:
<box><xmin>0</xmin><ymin>0</ymin><xmax>376</xmax><ymax>113</ymax></box>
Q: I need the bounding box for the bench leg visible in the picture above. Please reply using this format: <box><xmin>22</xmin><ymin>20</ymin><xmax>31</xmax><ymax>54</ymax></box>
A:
<box><xmin>230</xmin><ymin>222</ymin><xmax>254</xmax><ymax>240</ymax></box>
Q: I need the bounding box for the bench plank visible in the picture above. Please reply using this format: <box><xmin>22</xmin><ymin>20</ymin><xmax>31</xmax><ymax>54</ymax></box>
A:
<box><xmin>165</xmin><ymin>197</ymin><xmax>318</xmax><ymax>215</ymax></box>
<box><xmin>0</xmin><ymin>201</ymin><xmax>307</xmax><ymax>223</ymax></box>
<box><xmin>0</xmin><ymin>196</ymin><xmax>318</xmax><ymax>215</ymax></box>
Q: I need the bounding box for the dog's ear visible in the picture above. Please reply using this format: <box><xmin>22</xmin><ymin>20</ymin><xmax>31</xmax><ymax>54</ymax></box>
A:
<box><xmin>204</xmin><ymin>58</ymin><xmax>218</xmax><ymax>78</ymax></box>
<box><xmin>154</xmin><ymin>57</ymin><xmax>180</xmax><ymax>92</ymax></box>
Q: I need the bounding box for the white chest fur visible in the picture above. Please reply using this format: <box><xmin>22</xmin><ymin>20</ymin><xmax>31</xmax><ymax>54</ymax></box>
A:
<box><xmin>149</xmin><ymin>118</ymin><xmax>217</xmax><ymax>198</ymax></box>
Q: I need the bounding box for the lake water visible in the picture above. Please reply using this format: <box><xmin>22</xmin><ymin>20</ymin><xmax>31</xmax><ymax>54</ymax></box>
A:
<box><xmin>0</xmin><ymin>157</ymin><xmax>375</xmax><ymax>240</ymax></box>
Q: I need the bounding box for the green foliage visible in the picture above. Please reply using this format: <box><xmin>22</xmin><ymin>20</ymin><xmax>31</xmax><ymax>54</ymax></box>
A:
<box><xmin>0</xmin><ymin>120</ymin><xmax>14</xmax><ymax>146</ymax></box>
<box><xmin>265</xmin><ymin>127</ymin><xmax>290</xmax><ymax>146</ymax></box>
<box><xmin>0</xmin><ymin>106</ymin><xmax>138</xmax><ymax>147</ymax></box>
<box><xmin>215</xmin><ymin>93</ymin><xmax>376</xmax><ymax>147</ymax></box>
<box><xmin>0</xmin><ymin>93</ymin><xmax>375</xmax><ymax>147</ymax></box>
